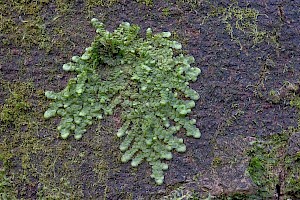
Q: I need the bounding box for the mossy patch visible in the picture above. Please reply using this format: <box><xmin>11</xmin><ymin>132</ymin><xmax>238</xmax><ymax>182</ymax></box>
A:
<box><xmin>85</xmin><ymin>0</ymin><xmax>120</xmax><ymax>7</ymax></box>
<box><xmin>0</xmin><ymin>81</ymin><xmax>34</xmax><ymax>127</ymax></box>
<box><xmin>135</xmin><ymin>0</ymin><xmax>153</xmax><ymax>6</ymax></box>
<box><xmin>245</xmin><ymin>83</ymin><xmax>300</xmax><ymax>199</ymax></box>
<box><xmin>176</xmin><ymin>0</ymin><xmax>203</xmax><ymax>8</ymax></box>
<box><xmin>0</xmin><ymin>80</ymin><xmax>110</xmax><ymax>198</ymax></box>
<box><xmin>43</xmin><ymin>19</ymin><xmax>201</xmax><ymax>185</ymax></box>
<box><xmin>247</xmin><ymin>128</ymin><xmax>300</xmax><ymax>199</ymax></box>
<box><xmin>0</xmin><ymin>0</ymin><xmax>82</xmax><ymax>51</ymax></box>
<box><xmin>0</xmin><ymin>152</ymin><xmax>15</xmax><ymax>199</ymax></box>
<box><xmin>0</xmin><ymin>1</ymin><xmax>51</xmax><ymax>50</ymax></box>
<box><xmin>204</xmin><ymin>2</ymin><xmax>267</xmax><ymax>48</ymax></box>
<box><xmin>160</xmin><ymin>186</ymin><xmax>199</xmax><ymax>200</ymax></box>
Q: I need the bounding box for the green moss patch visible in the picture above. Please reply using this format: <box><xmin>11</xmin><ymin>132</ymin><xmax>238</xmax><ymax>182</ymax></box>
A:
<box><xmin>245</xmin><ymin>83</ymin><xmax>300</xmax><ymax>199</ymax></box>
<box><xmin>0</xmin><ymin>153</ymin><xmax>15</xmax><ymax>199</ymax></box>
<box><xmin>247</xmin><ymin>129</ymin><xmax>300</xmax><ymax>199</ymax></box>
<box><xmin>0</xmin><ymin>81</ymin><xmax>34</xmax><ymax>127</ymax></box>
<box><xmin>0</xmin><ymin>0</ymin><xmax>80</xmax><ymax>51</ymax></box>
<box><xmin>0</xmin><ymin>1</ymin><xmax>51</xmax><ymax>49</ymax></box>
<box><xmin>44</xmin><ymin>19</ymin><xmax>201</xmax><ymax>185</ymax></box>
<box><xmin>204</xmin><ymin>2</ymin><xmax>266</xmax><ymax>48</ymax></box>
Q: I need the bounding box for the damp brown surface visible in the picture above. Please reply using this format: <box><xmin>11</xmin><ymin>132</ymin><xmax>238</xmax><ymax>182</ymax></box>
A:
<box><xmin>1</xmin><ymin>0</ymin><xmax>299</xmax><ymax>199</ymax></box>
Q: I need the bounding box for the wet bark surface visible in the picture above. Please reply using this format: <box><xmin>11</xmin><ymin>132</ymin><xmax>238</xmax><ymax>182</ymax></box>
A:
<box><xmin>1</xmin><ymin>0</ymin><xmax>299</xmax><ymax>199</ymax></box>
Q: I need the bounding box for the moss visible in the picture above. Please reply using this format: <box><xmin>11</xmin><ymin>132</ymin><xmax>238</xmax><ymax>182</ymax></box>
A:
<box><xmin>290</xmin><ymin>96</ymin><xmax>300</xmax><ymax>110</ymax></box>
<box><xmin>162</xmin><ymin>8</ymin><xmax>170</xmax><ymax>17</ymax></box>
<box><xmin>44</xmin><ymin>19</ymin><xmax>201</xmax><ymax>185</ymax></box>
<box><xmin>0</xmin><ymin>80</ymin><xmax>110</xmax><ymax>198</ymax></box>
<box><xmin>0</xmin><ymin>81</ymin><xmax>34</xmax><ymax>127</ymax></box>
<box><xmin>84</xmin><ymin>0</ymin><xmax>120</xmax><ymax>16</ymax></box>
<box><xmin>204</xmin><ymin>2</ymin><xmax>266</xmax><ymax>48</ymax></box>
<box><xmin>55</xmin><ymin>0</ymin><xmax>75</xmax><ymax>14</ymax></box>
<box><xmin>176</xmin><ymin>0</ymin><xmax>202</xmax><ymax>8</ymax></box>
<box><xmin>284</xmin><ymin>152</ymin><xmax>300</xmax><ymax>198</ymax></box>
<box><xmin>247</xmin><ymin>128</ymin><xmax>300</xmax><ymax>199</ymax></box>
<box><xmin>214</xmin><ymin>193</ymin><xmax>262</xmax><ymax>200</ymax></box>
<box><xmin>286</xmin><ymin>94</ymin><xmax>300</xmax><ymax>198</ymax></box>
<box><xmin>246</xmin><ymin>80</ymin><xmax>300</xmax><ymax>198</ymax></box>
<box><xmin>219</xmin><ymin>128</ymin><xmax>300</xmax><ymax>200</ymax></box>
<box><xmin>85</xmin><ymin>0</ymin><xmax>120</xmax><ymax>7</ymax></box>
<box><xmin>0</xmin><ymin>0</ymin><xmax>79</xmax><ymax>52</ymax></box>
<box><xmin>160</xmin><ymin>186</ymin><xmax>199</xmax><ymax>200</ymax></box>
<box><xmin>135</xmin><ymin>0</ymin><xmax>153</xmax><ymax>6</ymax></box>
<box><xmin>212</xmin><ymin>157</ymin><xmax>222</xmax><ymax>166</ymax></box>
<box><xmin>0</xmin><ymin>1</ymin><xmax>52</xmax><ymax>50</ymax></box>
<box><xmin>0</xmin><ymin>152</ymin><xmax>16</xmax><ymax>199</ymax></box>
